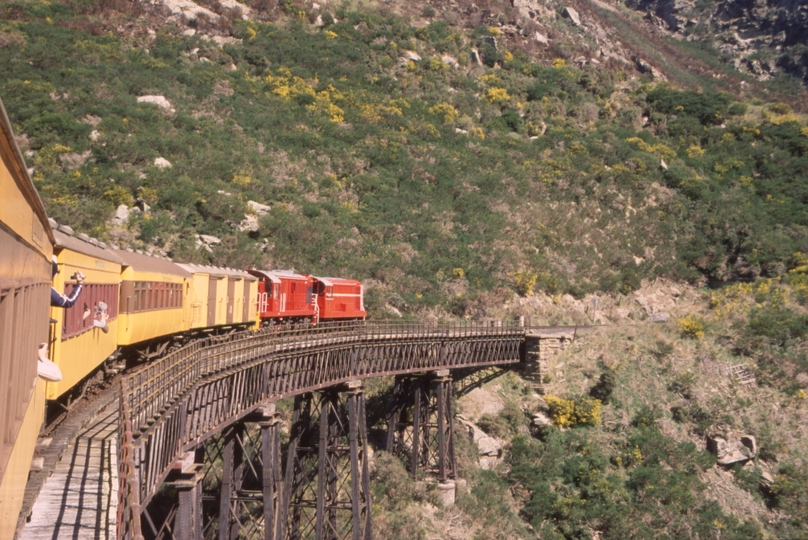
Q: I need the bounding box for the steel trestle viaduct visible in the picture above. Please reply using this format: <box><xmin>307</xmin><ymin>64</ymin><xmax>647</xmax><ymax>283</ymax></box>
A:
<box><xmin>117</xmin><ymin>321</ymin><xmax>574</xmax><ymax>540</ymax></box>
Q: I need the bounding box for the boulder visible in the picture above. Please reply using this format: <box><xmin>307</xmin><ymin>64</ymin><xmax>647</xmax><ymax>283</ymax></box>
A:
<box><xmin>135</xmin><ymin>198</ymin><xmax>150</xmax><ymax>214</ymax></box>
<box><xmin>649</xmin><ymin>312</ymin><xmax>671</xmax><ymax>323</ymax></box>
<box><xmin>441</xmin><ymin>55</ymin><xmax>459</xmax><ymax>68</ymax></box>
<box><xmin>534</xmin><ymin>31</ymin><xmax>550</xmax><ymax>46</ymax></box>
<box><xmin>60</xmin><ymin>151</ymin><xmax>92</xmax><ymax>171</ymax></box>
<box><xmin>112</xmin><ymin>205</ymin><xmax>130</xmax><ymax>226</ymax></box>
<box><xmin>512</xmin><ymin>0</ymin><xmax>556</xmax><ymax>20</ymax></box>
<box><xmin>707</xmin><ymin>433</ymin><xmax>756</xmax><ymax>465</ymax></box>
<box><xmin>197</xmin><ymin>234</ymin><xmax>221</xmax><ymax>246</ymax></box>
<box><xmin>137</xmin><ymin>95</ymin><xmax>175</xmax><ymax>114</ymax></box>
<box><xmin>239</xmin><ymin>214</ymin><xmax>259</xmax><ymax>233</ymax></box>
<box><xmin>247</xmin><ymin>200</ymin><xmax>271</xmax><ymax>216</ymax></box>
<box><xmin>402</xmin><ymin>50</ymin><xmax>422</xmax><ymax>61</ymax></box>
<box><xmin>459</xmin><ymin>417</ymin><xmax>503</xmax><ymax>468</ymax></box>
<box><xmin>207</xmin><ymin>35</ymin><xmax>241</xmax><ymax>47</ymax></box>
<box><xmin>532</xmin><ymin>411</ymin><xmax>553</xmax><ymax>427</ymax></box>
<box><xmin>154</xmin><ymin>157</ymin><xmax>172</xmax><ymax>169</ymax></box>
<box><xmin>562</xmin><ymin>7</ymin><xmax>582</xmax><ymax>26</ymax></box>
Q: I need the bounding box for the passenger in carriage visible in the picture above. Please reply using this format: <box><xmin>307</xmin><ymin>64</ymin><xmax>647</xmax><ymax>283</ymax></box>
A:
<box><xmin>39</xmin><ymin>256</ymin><xmax>87</xmax><ymax>381</ymax></box>
<box><xmin>49</xmin><ymin>255</ymin><xmax>85</xmax><ymax>307</ymax></box>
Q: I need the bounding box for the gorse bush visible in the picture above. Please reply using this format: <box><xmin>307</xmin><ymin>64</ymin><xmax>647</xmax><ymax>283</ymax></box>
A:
<box><xmin>676</xmin><ymin>314</ymin><xmax>705</xmax><ymax>339</ymax></box>
<box><xmin>545</xmin><ymin>395</ymin><xmax>602</xmax><ymax>427</ymax></box>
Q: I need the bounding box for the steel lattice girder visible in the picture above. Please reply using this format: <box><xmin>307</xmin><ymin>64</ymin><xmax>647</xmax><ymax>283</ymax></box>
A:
<box><xmin>123</xmin><ymin>325</ymin><xmax>529</xmax><ymax>538</ymax></box>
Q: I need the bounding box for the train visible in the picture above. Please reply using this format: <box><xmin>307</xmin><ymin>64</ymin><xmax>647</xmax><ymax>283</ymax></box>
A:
<box><xmin>0</xmin><ymin>96</ymin><xmax>366</xmax><ymax>537</ymax></box>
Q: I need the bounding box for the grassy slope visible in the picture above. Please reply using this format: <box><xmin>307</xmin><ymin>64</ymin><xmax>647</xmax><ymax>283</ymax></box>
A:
<box><xmin>1</xmin><ymin>1</ymin><xmax>807</xmax><ymax>318</ymax></box>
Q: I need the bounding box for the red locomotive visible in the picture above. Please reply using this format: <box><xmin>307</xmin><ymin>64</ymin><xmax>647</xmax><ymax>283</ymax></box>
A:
<box><xmin>248</xmin><ymin>270</ymin><xmax>366</xmax><ymax>324</ymax></box>
<box><xmin>310</xmin><ymin>276</ymin><xmax>366</xmax><ymax>321</ymax></box>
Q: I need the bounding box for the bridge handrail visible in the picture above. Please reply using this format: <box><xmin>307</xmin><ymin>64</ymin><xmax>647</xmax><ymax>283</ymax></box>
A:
<box><xmin>117</xmin><ymin>319</ymin><xmax>540</xmax><ymax>539</ymax></box>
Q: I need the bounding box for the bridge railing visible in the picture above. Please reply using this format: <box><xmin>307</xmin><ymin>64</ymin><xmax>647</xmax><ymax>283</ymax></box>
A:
<box><xmin>117</xmin><ymin>320</ymin><xmax>531</xmax><ymax>538</ymax></box>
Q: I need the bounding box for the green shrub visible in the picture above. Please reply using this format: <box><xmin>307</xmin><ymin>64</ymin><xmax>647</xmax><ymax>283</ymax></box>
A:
<box><xmin>748</xmin><ymin>305</ymin><xmax>808</xmax><ymax>346</ymax></box>
<box><xmin>589</xmin><ymin>368</ymin><xmax>616</xmax><ymax>404</ymax></box>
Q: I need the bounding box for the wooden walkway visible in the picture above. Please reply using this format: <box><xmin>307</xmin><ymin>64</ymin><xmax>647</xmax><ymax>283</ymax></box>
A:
<box><xmin>21</xmin><ymin>403</ymin><xmax>118</xmax><ymax>540</ymax></box>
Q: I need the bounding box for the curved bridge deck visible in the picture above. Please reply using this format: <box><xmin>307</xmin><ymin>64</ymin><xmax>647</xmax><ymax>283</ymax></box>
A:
<box><xmin>67</xmin><ymin>321</ymin><xmax>577</xmax><ymax>539</ymax></box>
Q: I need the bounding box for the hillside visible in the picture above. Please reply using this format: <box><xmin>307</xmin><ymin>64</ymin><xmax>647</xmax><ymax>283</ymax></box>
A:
<box><xmin>1</xmin><ymin>0</ymin><xmax>807</xmax><ymax>318</ymax></box>
<box><xmin>2</xmin><ymin>0</ymin><xmax>808</xmax><ymax>538</ymax></box>
<box><xmin>369</xmin><ymin>277</ymin><xmax>808</xmax><ymax>539</ymax></box>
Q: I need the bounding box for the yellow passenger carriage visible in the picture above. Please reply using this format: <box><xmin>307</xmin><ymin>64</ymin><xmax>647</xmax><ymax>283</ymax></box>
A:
<box><xmin>176</xmin><ymin>264</ymin><xmax>259</xmax><ymax>330</ymax></box>
<box><xmin>47</xmin><ymin>228</ymin><xmax>123</xmax><ymax>400</ymax></box>
<box><xmin>0</xmin><ymin>98</ymin><xmax>54</xmax><ymax>537</ymax></box>
<box><xmin>115</xmin><ymin>250</ymin><xmax>192</xmax><ymax>359</ymax></box>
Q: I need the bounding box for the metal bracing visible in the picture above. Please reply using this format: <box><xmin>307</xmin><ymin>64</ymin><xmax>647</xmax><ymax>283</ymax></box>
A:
<box><xmin>261</xmin><ymin>414</ymin><xmax>282</xmax><ymax>540</ymax></box>
<box><xmin>279</xmin><ymin>386</ymin><xmax>372</xmax><ymax>540</ymax></box>
<box><xmin>141</xmin><ymin>409</ymin><xmax>279</xmax><ymax>540</ymax></box>
<box><xmin>386</xmin><ymin>372</ymin><xmax>456</xmax><ymax>482</ymax></box>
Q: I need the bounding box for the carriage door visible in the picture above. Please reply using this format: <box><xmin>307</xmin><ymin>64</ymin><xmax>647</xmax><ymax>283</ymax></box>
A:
<box><xmin>227</xmin><ymin>278</ymin><xmax>236</xmax><ymax>324</ymax></box>
<box><xmin>243</xmin><ymin>280</ymin><xmax>251</xmax><ymax>321</ymax></box>
<box><xmin>207</xmin><ymin>276</ymin><xmax>218</xmax><ymax>326</ymax></box>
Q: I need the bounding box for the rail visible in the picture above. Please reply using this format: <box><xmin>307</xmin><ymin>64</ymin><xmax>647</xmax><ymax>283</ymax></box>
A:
<box><xmin>117</xmin><ymin>320</ymin><xmax>541</xmax><ymax>538</ymax></box>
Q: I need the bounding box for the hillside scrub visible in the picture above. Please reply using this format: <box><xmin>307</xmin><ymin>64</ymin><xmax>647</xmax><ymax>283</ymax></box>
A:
<box><xmin>364</xmin><ymin>279</ymin><xmax>808</xmax><ymax>538</ymax></box>
<box><xmin>1</xmin><ymin>1</ymin><xmax>808</xmax><ymax>316</ymax></box>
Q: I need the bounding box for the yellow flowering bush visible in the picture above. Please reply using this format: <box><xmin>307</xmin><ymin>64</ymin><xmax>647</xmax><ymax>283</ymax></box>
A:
<box><xmin>545</xmin><ymin>396</ymin><xmax>576</xmax><ymax>427</ymax></box>
<box><xmin>511</xmin><ymin>271</ymin><xmax>538</xmax><ymax>296</ymax></box>
<box><xmin>428</xmin><ymin>102</ymin><xmax>458</xmax><ymax>123</ymax></box>
<box><xmin>625</xmin><ymin>137</ymin><xmax>676</xmax><ymax>160</ymax></box>
<box><xmin>676</xmin><ymin>315</ymin><xmax>705</xmax><ymax>339</ymax></box>
<box><xmin>232</xmin><ymin>170</ymin><xmax>252</xmax><ymax>186</ymax></box>
<box><xmin>485</xmin><ymin>87</ymin><xmax>510</xmax><ymax>103</ymax></box>
<box><xmin>686</xmin><ymin>145</ymin><xmax>705</xmax><ymax>158</ymax></box>
<box><xmin>428</xmin><ymin>57</ymin><xmax>445</xmax><ymax>71</ymax></box>
<box><xmin>545</xmin><ymin>396</ymin><xmax>602</xmax><ymax>427</ymax></box>
<box><xmin>470</xmin><ymin>127</ymin><xmax>485</xmax><ymax>139</ymax></box>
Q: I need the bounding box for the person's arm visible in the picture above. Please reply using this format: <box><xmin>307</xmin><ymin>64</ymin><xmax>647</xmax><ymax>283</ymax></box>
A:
<box><xmin>51</xmin><ymin>283</ymin><xmax>83</xmax><ymax>307</ymax></box>
<box><xmin>50</xmin><ymin>271</ymin><xmax>85</xmax><ymax>307</ymax></box>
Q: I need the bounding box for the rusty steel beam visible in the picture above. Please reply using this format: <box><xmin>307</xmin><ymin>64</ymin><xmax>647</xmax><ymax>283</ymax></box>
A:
<box><xmin>261</xmin><ymin>413</ymin><xmax>281</xmax><ymax>540</ymax></box>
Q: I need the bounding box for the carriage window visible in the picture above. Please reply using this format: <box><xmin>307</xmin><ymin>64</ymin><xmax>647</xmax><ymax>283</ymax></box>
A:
<box><xmin>62</xmin><ymin>282</ymin><xmax>120</xmax><ymax>340</ymax></box>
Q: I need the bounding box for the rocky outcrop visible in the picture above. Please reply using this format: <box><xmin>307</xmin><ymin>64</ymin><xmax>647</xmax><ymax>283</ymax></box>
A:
<box><xmin>196</xmin><ymin>234</ymin><xmax>221</xmax><ymax>252</ymax></box>
<box><xmin>247</xmin><ymin>200</ymin><xmax>270</xmax><ymax>216</ymax></box>
<box><xmin>707</xmin><ymin>432</ymin><xmax>757</xmax><ymax>465</ymax></box>
<box><xmin>562</xmin><ymin>6</ymin><xmax>582</xmax><ymax>26</ymax></box>
<box><xmin>111</xmin><ymin>205</ymin><xmax>130</xmax><ymax>226</ymax></box>
<box><xmin>626</xmin><ymin>0</ymin><xmax>693</xmax><ymax>31</ymax></box>
<box><xmin>238</xmin><ymin>214</ymin><xmax>259</xmax><ymax>233</ymax></box>
<box><xmin>137</xmin><ymin>95</ymin><xmax>175</xmax><ymax>114</ymax></box>
<box><xmin>458</xmin><ymin>417</ymin><xmax>503</xmax><ymax>470</ymax></box>
<box><xmin>153</xmin><ymin>157</ymin><xmax>172</xmax><ymax>168</ymax></box>
<box><xmin>625</xmin><ymin>0</ymin><xmax>808</xmax><ymax>83</ymax></box>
